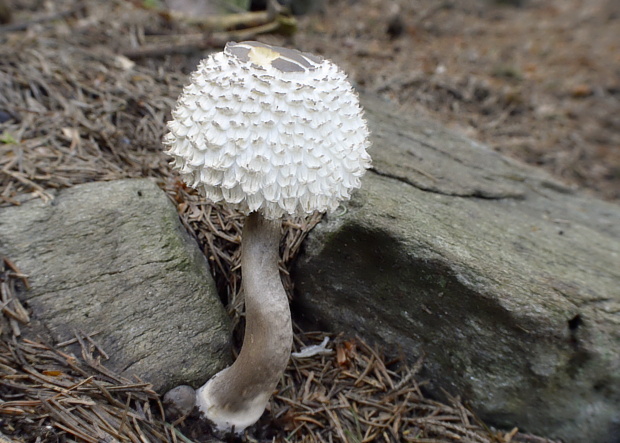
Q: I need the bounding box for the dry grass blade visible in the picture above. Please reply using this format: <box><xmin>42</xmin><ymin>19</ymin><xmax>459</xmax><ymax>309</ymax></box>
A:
<box><xmin>0</xmin><ymin>257</ymin><xmax>30</xmax><ymax>337</ymax></box>
<box><xmin>0</xmin><ymin>330</ymin><xmax>172</xmax><ymax>441</ymax></box>
<box><xmin>0</xmin><ymin>8</ymin><xmax>181</xmax><ymax>205</ymax></box>
<box><xmin>269</xmin><ymin>333</ymin><xmax>559</xmax><ymax>443</ymax></box>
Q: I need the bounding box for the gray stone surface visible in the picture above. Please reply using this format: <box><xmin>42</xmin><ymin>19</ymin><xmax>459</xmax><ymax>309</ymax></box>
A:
<box><xmin>293</xmin><ymin>95</ymin><xmax>620</xmax><ymax>443</ymax></box>
<box><xmin>0</xmin><ymin>179</ymin><xmax>231</xmax><ymax>393</ymax></box>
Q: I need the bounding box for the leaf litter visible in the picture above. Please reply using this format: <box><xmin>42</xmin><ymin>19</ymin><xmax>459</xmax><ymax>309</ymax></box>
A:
<box><xmin>0</xmin><ymin>0</ymin><xmax>563</xmax><ymax>441</ymax></box>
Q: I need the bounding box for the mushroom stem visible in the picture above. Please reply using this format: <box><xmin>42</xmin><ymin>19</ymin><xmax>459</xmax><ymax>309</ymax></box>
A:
<box><xmin>196</xmin><ymin>211</ymin><xmax>293</xmax><ymax>432</ymax></box>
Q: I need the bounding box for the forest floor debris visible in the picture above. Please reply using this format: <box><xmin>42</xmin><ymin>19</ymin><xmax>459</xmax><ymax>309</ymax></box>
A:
<box><xmin>1</xmin><ymin>0</ymin><xmax>615</xmax><ymax>441</ymax></box>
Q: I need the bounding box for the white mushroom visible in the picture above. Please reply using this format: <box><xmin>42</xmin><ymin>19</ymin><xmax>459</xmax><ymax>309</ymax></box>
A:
<box><xmin>163</xmin><ymin>41</ymin><xmax>371</xmax><ymax>433</ymax></box>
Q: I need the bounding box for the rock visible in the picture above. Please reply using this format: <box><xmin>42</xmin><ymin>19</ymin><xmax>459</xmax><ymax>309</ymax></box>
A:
<box><xmin>163</xmin><ymin>385</ymin><xmax>197</xmax><ymax>420</ymax></box>
<box><xmin>0</xmin><ymin>179</ymin><xmax>231</xmax><ymax>393</ymax></box>
<box><xmin>293</xmin><ymin>95</ymin><xmax>620</xmax><ymax>443</ymax></box>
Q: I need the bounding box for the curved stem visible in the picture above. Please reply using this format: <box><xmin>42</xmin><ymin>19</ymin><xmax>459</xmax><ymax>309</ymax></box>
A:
<box><xmin>196</xmin><ymin>212</ymin><xmax>293</xmax><ymax>432</ymax></box>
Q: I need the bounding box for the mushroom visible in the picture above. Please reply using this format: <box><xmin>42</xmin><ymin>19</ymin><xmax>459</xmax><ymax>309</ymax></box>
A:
<box><xmin>163</xmin><ymin>41</ymin><xmax>371</xmax><ymax>433</ymax></box>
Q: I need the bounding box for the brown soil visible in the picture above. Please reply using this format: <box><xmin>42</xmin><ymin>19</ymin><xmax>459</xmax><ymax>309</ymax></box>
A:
<box><xmin>287</xmin><ymin>0</ymin><xmax>620</xmax><ymax>201</ymax></box>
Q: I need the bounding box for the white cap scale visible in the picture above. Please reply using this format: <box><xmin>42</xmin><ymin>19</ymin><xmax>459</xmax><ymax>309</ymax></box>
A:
<box><xmin>164</xmin><ymin>41</ymin><xmax>371</xmax><ymax>219</ymax></box>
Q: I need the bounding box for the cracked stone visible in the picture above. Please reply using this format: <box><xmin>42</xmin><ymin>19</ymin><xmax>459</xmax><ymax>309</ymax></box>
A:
<box><xmin>292</xmin><ymin>94</ymin><xmax>620</xmax><ymax>443</ymax></box>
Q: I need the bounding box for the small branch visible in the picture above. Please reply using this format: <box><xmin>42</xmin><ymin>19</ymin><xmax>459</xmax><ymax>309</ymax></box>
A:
<box><xmin>164</xmin><ymin>10</ymin><xmax>271</xmax><ymax>31</ymax></box>
<box><xmin>122</xmin><ymin>14</ymin><xmax>296</xmax><ymax>59</ymax></box>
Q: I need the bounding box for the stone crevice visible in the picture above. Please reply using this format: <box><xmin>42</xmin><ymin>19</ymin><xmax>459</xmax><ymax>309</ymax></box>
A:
<box><xmin>368</xmin><ymin>167</ymin><xmax>523</xmax><ymax>200</ymax></box>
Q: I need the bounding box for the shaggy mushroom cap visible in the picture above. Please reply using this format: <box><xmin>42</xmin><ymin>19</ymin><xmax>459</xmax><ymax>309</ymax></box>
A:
<box><xmin>164</xmin><ymin>41</ymin><xmax>371</xmax><ymax>219</ymax></box>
